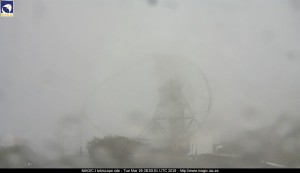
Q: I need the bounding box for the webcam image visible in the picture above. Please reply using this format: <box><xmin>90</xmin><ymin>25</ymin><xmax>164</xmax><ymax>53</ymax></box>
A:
<box><xmin>0</xmin><ymin>0</ymin><xmax>300</xmax><ymax>169</ymax></box>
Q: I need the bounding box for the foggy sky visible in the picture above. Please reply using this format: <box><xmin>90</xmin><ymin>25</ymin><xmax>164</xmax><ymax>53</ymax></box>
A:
<box><xmin>1</xmin><ymin>0</ymin><xmax>300</xmax><ymax>158</ymax></box>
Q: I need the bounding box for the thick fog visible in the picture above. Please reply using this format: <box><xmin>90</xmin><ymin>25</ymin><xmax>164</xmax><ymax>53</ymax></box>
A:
<box><xmin>0</xmin><ymin>0</ymin><xmax>300</xmax><ymax>168</ymax></box>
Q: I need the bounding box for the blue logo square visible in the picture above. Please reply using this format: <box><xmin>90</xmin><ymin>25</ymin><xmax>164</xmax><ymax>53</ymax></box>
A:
<box><xmin>1</xmin><ymin>1</ymin><xmax>14</xmax><ymax>14</ymax></box>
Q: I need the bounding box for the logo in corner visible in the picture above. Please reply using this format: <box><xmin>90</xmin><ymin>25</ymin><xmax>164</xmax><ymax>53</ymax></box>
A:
<box><xmin>1</xmin><ymin>0</ymin><xmax>14</xmax><ymax>17</ymax></box>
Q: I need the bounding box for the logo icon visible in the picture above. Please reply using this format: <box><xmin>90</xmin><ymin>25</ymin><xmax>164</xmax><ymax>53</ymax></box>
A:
<box><xmin>1</xmin><ymin>0</ymin><xmax>14</xmax><ymax>17</ymax></box>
